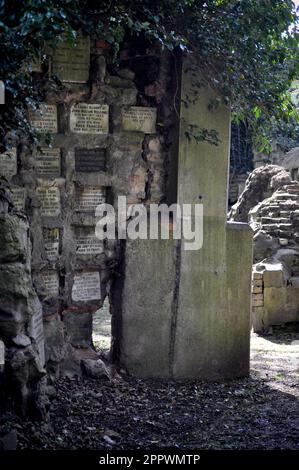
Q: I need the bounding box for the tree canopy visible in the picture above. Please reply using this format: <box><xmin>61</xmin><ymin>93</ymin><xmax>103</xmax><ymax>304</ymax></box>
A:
<box><xmin>0</xmin><ymin>0</ymin><xmax>298</xmax><ymax>151</ymax></box>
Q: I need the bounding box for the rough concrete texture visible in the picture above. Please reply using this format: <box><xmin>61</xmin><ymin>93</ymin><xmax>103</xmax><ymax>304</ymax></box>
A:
<box><xmin>118</xmin><ymin>56</ymin><xmax>252</xmax><ymax>379</ymax></box>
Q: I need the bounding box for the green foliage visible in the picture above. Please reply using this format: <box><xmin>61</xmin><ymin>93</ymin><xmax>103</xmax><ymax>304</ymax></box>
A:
<box><xmin>0</xmin><ymin>0</ymin><xmax>298</xmax><ymax>151</ymax></box>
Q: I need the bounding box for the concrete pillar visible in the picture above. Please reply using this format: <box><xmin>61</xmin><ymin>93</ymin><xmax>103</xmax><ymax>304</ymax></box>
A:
<box><xmin>117</xmin><ymin>55</ymin><xmax>252</xmax><ymax>379</ymax></box>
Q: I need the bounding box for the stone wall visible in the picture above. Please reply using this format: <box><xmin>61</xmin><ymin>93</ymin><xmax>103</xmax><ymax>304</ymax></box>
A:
<box><xmin>249</xmin><ymin>182</ymin><xmax>299</xmax><ymax>332</ymax></box>
<box><xmin>0</xmin><ymin>36</ymin><xmax>176</xmax><ymax>391</ymax></box>
<box><xmin>0</xmin><ymin>184</ymin><xmax>47</xmax><ymax>418</ymax></box>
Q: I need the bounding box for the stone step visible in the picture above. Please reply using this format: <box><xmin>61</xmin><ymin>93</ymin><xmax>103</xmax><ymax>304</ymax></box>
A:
<box><xmin>261</xmin><ymin>217</ymin><xmax>290</xmax><ymax>224</ymax></box>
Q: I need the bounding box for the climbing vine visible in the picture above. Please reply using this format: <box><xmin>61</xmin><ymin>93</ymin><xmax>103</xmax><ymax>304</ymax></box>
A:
<box><xmin>0</xmin><ymin>0</ymin><xmax>298</xmax><ymax>151</ymax></box>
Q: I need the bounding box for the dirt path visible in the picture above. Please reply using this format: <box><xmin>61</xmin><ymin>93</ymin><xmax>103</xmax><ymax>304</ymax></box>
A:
<box><xmin>1</xmin><ymin>328</ymin><xmax>298</xmax><ymax>450</ymax></box>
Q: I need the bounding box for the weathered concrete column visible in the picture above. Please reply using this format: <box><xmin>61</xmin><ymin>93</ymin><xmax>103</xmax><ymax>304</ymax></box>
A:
<box><xmin>117</xmin><ymin>56</ymin><xmax>252</xmax><ymax>379</ymax></box>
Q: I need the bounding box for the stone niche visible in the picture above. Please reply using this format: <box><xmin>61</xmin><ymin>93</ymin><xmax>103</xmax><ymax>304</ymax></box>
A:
<box><xmin>29</xmin><ymin>104</ymin><xmax>58</xmax><ymax>133</ymax></box>
<box><xmin>51</xmin><ymin>35</ymin><xmax>90</xmax><ymax>83</ymax></box>
<box><xmin>121</xmin><ymin>106</ymin><xmax>157</xmax><ymax>133</ymax></box>
<box><xmin>70</xmin><ymin>103</ymin><xmax>109</xmax><ymax>134</ymax></box>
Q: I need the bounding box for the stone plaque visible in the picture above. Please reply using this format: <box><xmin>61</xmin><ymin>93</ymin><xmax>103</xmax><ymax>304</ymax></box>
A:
<box><xmin>75</xmin><ymin>226</ymin><xmax>103</xmax><ymax>255</ymax></box>
<box><xmin>30</xmin><ymin>55</ymin><xmax>42</xmax><ymax>73</ymax></box>
<box><xmin>40</xmin><ymin>270</ymin><xmax>59</xmax><ymax>297</ymax></box>
<box><xmin>29</xmin><ymin>104</ymin><xmax>58</xmax><ymax>133</ymax></box>
<box><xmin>0</xmin><ymin>148</ymin><xmax>17</xmax><ymax>179</ymax></box>
<box><xmin>51</xmin><ymin>35</ymin><xmax>90</xmax><ymax>83</ymax></box>
<box><xmin>122</xmin><ymin>107</ymin><xmax>157</xmax><ymax>133</ymax></box>
<box><xmin>37</xmin><ymin>185</ymin><xmax>60</xmax><ymax>217</ymax></box>
<box><xmin>11</xmin><ymin>187</ymin><xmax>26</xmax><ymax>210</ymax></box>
<box><xmin>72</xmin><ymin>271</ymin><xmax>101</xmax><ymax>302</ymax></box>
<box><xmin>70</xmin><ymin>103</ymin><xmax>109</xmax><ymax>134</ymax></box>
<box><xmin>75</xmin><ymin>148</ymin><xmax>106</xmax><ymax>172</ymax></box>
<box><xmin>75</xmin><ymin>186</ymin><xmax>105</xmax><ymax>212</ymax></box>
<box><xmin>43</xmin><ymin>228</ymin><xmax>59</xmax><ymax>260</ymax></box>
<box><xmin>29</xmin><ymin>307</ymin><xmax>45</xmax><ymax>366</ymax></box>
<box><xmin>0</xmin><ymin>340</ymin><xmax>4</xmax><ymax>365</ymax></box>
<box><xmin>36</xmin><ymin>148</ymin><xmax>60</xmax><ymax>177</ymax></box>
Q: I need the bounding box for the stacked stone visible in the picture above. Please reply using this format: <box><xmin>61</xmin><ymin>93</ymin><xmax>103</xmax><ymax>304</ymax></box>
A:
<box><xmin>0</xmin><ymin>35</ymin><xmax>175</xmax><ymax>382</ymax></box>
<box><xmin>0</xmin><ymin>182</ymin><xmax>47</xmax><ymax>418</ymax></box>
<box><xmin>252</xmin><ymin>183</ymin><xmax>299</xmax><ymax>246</ymax></box>
<box><xmin>250</xmin><ymin>181</ymin><xmax>299</xmax><ymax>332</ymax></box>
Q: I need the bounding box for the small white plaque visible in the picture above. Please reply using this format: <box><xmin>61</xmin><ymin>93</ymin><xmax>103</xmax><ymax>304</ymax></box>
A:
<box><xmin>122</xmin><ymin>107</ymin><xmax>157</xmax><ymax>133</ymax></box>
<box><xmin>70</xmin><ymin>103</ymin><xmax>109</xmax><ymax>134</ymax></box>
<box><xmin>72</xmin><ymin>271</ymin><xmax>101</xmax><ymax>302</ymax></box>
<box><xmin>29</xmin><ymin>104</ymin><xmax>58</xmax><ymax>133</ymax></box>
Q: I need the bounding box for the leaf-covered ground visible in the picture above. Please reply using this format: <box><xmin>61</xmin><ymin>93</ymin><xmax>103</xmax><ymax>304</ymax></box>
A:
<box><xmin>2</xmin><ymin>327</ymin><xmax>298</xmax><ymax>450</ymax></box>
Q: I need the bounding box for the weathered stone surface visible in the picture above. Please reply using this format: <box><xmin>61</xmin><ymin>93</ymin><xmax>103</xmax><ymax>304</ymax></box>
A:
<box><xmin>29</xmin><ymin>104</ymin><xmax>58</xmax><ymax>133</ymax></box>
<box><xmin>70</xmin><ymin>103</ymin><xmax>109</xmax><ymax>134</ymax></box>
<box><xmin>230</xmin><ymin>165</ymin><xmax>292</xmax><ymax>222</ymax></box>
<box><xmin>51</xmin><ymin>35</ymin><xmax>90</xmax><ymax>83</ymax></box>
<box><xmin>71</xmin><ymin>271</ymin><xmax>101</xmax><ymax>302</ymax></box>
<box><xmin>12</xmin><ymin>334</ymin><xmax>31</xmax><ymax>348</ymax></box>
<box><xmin>81</xmin><ymin>358</ymin><xmax>109</xmax><ymax>379</ymax></box>
<box><xmin>35</xmin><ymin>148</ymin><xmax>61</xmax><ymax>177</ymax></box>
<box><xmin>36</xmin><ymin>184</ymin><xmax>61</xmax><ymax>217</ymax></box>
<box><xmin>63</xmin><ymin>311</ymin><xmax>92</xmax><ymax>348</ymax></box>
<box><xmin>263</xmin><ymin>263</ymin><xmax>285</xmax><ymax>287</ymax></box>
<box><xmin>43</xmin><ymin>316</ymin><xmax>65</xmax><ymax>377</ymax></box>
<box><xmin>121</xmin><ymin>107</ymin><xmax>157</xmax><ymax>134</ymax></box>
<box><xmin>0</xmin><ymin>148</ymin><xmax>17</xmax><ymax>179</ymax></box>
<box><xmin>0</xmin><ymin>214</ymin><xmax>28</xmax><ymax>263</ymax></box>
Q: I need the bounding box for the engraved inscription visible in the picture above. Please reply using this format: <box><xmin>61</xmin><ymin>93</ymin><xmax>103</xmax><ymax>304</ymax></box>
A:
<box><xmin>11</xmin><ymin>187</ymin><xmax>26</xmax><ymax>210</ymax></box>
<box><xmin>72</xmin><ymin>271</ymin><xmax>101</xmax><ymax>302</ymax></box>
<box><xmin>37</xmin><ymin>185</ymin><xmax>60</xmax><ymax>217</ymax></box>
<box><xmin>51</xmin><ymin>35</ymin><xmax>90</xmax><ymax>83</ymax></box>
<box><xmin>75</xmin><ymin>148</ymin><xmax>106</xmax><ymax>172</ymax></box>
<box><xmin>75</xmin><ymin>226</ymin><xmax>103</xmax><ymax>255</ymax></box>
<box><xmin>122</xmin><ymin>106</ymin><xmax>157</xmax><ymax>133</ymax></box>
<box><xmin>40</xmin><ymin>270</ymin><xmax>59</xmax><ymax>297</ymax></box>
<box><xmin>70</xmin><ymin>103</ymin><xmax>109</xmax><ymax>134</ymax></box>
<box><xmin>36</xmin><ymin>148</ymin><xmax>60</xmax><ymax>177</ymax></box>
<box><xmin>75</xmin><ymin>186</ymin><xmax>105</xmax><ymax>212</ymax></box>
<box><xmin>0</xmin><ymin>148</ymin><xmax>17</xmax><ymax>179</ymax></box>
<box><xmin>43</xmin><ymin>228</ymin><xmax>59</xmax><ymax>261</ymax></box>
<box><xmin>29</xmin><ymin>104</ymin><xmax>58</xmax><ymax>133</ymax></box>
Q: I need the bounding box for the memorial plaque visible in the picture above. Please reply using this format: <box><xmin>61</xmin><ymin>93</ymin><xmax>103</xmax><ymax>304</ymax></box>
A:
<box><xmin>43</xmin><ymin>228</ymin><xmax>59</xmax><ymax>260</ymax></box>
<box><xmin>40</xmin><ymin>270</ymin><xmax>59</xmax><ymax>297</ymax></box>
<box><xmin>72</xmin><ymin>271</ymin><xmax>101</xmax><ymax>302</ymax></box>
<box><xmin>70</xmin><ymin>103</ymin><xmax>109</xmax><ymax>134</ymax></box>
<box><xmin>75</xmin><ymin>226</ymin><xmax>103</xmax><ymax>255</ymax></box>
<box><xmin>75</xmin><ymin>186</ymin><xmax>105</xmax><ymax>212</ymax></box>
<box><xmin>11</xmin><ymin>187</ymin><xmax>26</xmax><ymax>210</ymax></box>
<box><xmin>30</xmin><ymin>55</ymin><xmax>42</xmax><ymax>73</ymax></box>
<box><xmin>122</xmin><ymin>107</ymin><xmax>157</xmax><ymax>134</ymax></box>
<box><xmin>29</xmin><ymin>104</ymin><xmax>58</xmax><ymax>133</ymax></box>
<box><xmin>51</xmin><ymin>35</ymin><xmax>90</xmax><ymax>83</ymax></box>
<box><xmin>36</xmin><ymin>148</ymin><xmax>60</xmax><ymax>177</ymax></box>
<box><xmin>29</xmin><ymin>308</ymin><xmax>45</xmax><ymax>366</ymax></box>
<box><xmin>37</xmin><ymin>185</ymin><xmax>60</xmax><ymax>217</ymax></box>
<box><xmin>0</xmin><ymin>148</ymin><xmax>17</xmax><ymax>179</ymax></box>
<box><xmin>0</xmin><ymin>340</ymin><xmax>4</xmax><ymax>365</ymax></box>
<box><xmin>75</xmin><ymin>148</ymin><xmax>106</xmax><ymax>172</ymax></box>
